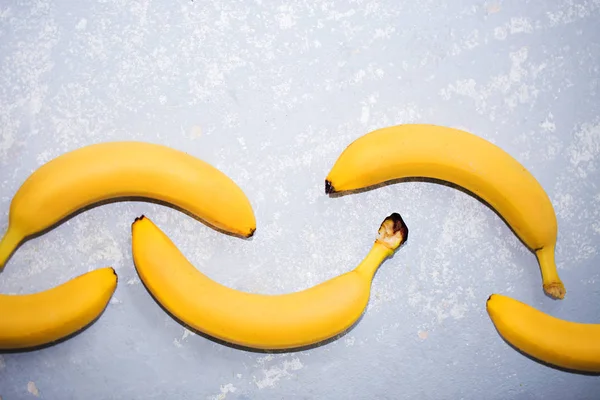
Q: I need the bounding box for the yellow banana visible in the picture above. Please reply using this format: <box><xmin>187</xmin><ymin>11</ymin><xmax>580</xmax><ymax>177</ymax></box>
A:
<box><xmin>325</xmin><ymin>124</ymin><xmax>564</xmax><ymax>299</ymax></box>
<box><xmin>487</xmin><ymin>294</ymin><xmax>600</xmax><ymax>373</ymax></box>
<box><xmin>0</xmin><ymin>267</ymin><xmax>117</xmax><ymax>350</ymax></box>
<box><xmin>131</xmin><ymin>213</ymin><xmax>408</xmax><ymax>350</ymax></box>
<box><xmin>0</xmin><ymin>141</ymin><xmax>256</xmax><ymax>269</ymax></box>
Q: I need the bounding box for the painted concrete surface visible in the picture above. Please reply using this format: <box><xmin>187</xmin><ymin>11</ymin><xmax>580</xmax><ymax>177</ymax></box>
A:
<box><xmin>1</xmin><ymin>0</ymin><xmax>599</xmax><ymax>398</ymax></box>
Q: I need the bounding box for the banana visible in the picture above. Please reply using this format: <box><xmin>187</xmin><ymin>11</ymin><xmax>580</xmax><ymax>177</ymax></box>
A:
<box><xmin>487</xmin><ymin>294</ymin><xmax>600</xmax><ymax>373</ymax></box>
<box><xmin>0</xmin><ymin>267</ymin><xmax>117</xmax><ymax>350</ymax></box>
<box><xmin>131</xmin><ymin>213</ymin><xmax>408</xmax><ymax>350</ymax></box>
<box><xmin>0</xmin><ymin>141</ymin><xmax>256</xmax><ymax>269</ymax></box>
<box><xmin>325</xmin><ymin>124</ymin><xmax>565</xmax><ymax>299</ymax></box>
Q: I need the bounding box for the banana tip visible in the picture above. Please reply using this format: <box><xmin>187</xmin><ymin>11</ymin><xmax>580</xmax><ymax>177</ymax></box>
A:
<box><xmin>133</xmin><ymin>215</ymin><xmax>146</xmax><ymax>225</ymax></box>
<box><xmin>247</xmin><ymin>227</ymin><xmax>256</xmax><ymax>238</ymax></box>
<box><xmin>325</xmin><ymin>179</ymin><xmax>335</xmax><ymax>194</ymax></box>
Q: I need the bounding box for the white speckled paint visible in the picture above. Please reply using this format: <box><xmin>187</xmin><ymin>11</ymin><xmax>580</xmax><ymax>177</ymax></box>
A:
<box><xmin>1</xmin><ymin>0</ymin><xmax>599</xmax><ymax>398</ymax></box>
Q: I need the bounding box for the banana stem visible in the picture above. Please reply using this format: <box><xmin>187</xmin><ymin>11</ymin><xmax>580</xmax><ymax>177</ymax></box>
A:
<box><xmin>354</xmin><ymin>244</ymin><xmax>394</xmax><ymax>280</ymax></box>
<box><xmin>0</xmin><ymin>226</ymin><xmax>22</xmax><ymax>270</ymax></box>
<box><xmin>535</xmin><ymin>245</ymin><xmax>566</xmax><ymax>299</ymax></box>
<box><xmin>354</xmin><ymin>212</ymin><xmax>409</xmax><ymax>280</ymax></box>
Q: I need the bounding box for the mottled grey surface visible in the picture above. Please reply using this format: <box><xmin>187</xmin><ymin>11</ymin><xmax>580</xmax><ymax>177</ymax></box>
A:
<box><xmin>1</xmin><ymin>0</ymin><xmax>600</xmax><ymax>398</ymax></box>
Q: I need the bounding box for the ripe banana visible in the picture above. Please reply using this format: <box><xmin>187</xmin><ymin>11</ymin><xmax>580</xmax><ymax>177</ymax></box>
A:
<box><xmin>325</xmin><ymin>124</ymin><xmax>565</xmax><ymax>299</ymax></box>
<box><xmin>0</xmin><ymin>267</ymin><xmax>117</xmax><ymax>350</ymax></box>
<box><xmin>0</xmin><ymin>141</ymin><xmax>256</xmax><ymax>269</ymax></box>
<box><xmin>131</xmin><ymin>213</ymin><xmax>408</xmax><ymax>350</ymax></box>
<box><xmin>487</xmin><ymin>294</ymin><xmax>600</xmax><ymax>373</ymax></box>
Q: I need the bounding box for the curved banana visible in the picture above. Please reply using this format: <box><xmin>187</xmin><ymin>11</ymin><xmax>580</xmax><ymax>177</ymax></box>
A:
<box><xmin>0</xmin><ymin>267</ymin><xmax>117</xmax><ymax>350</ymax></box>
<box><xmin>325</xmin><ymin>124</ymin><xmax>564</xmax><ymax>299</ymax></box>
<box><xmin>131</xmin><ymin>213</ymin><xmax>408</xmax><ymax>350</ymax></box>
<box><xmin>487</xmin><ymin>294</ymin><xmax>600</xmax><ymax>373</ymax></box>
<box><xmin>0</xmin><ymin>141</ymin><xmax>256</xmax><ymax>269</ymax></box>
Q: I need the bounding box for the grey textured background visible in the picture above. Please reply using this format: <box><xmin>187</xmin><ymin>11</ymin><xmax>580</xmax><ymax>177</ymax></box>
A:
<box><xmin>1</xmin><ymin>0</ymin><xmax>599</xmax><ymax>398</ymax></box>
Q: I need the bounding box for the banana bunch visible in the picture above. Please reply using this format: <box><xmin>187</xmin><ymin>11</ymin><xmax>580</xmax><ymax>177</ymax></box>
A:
<box><xmin>1</xmin><ymin>125</ymin><xmax>598</xmax><ymax>375</ymax></box>
<box><xmin>326</xmin><ymin>123</ymin><xmax>599</xmax><ymax>373</ymax></box>
<box><xmin>0</xmin><ymin>141</ymin><xmax>256</xmax><ymax>350</ymax></box>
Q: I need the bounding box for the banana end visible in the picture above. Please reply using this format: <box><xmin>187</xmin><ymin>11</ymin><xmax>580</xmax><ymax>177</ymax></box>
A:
<box><xmin>109</xmin><ymin>267</ymin><xmax>118</xmax><ymax>284</ymax></box>
<box><xmin>536</xmin><ymin>246</ymin><xmax>566</xmax><ymax>300</ymax></box>
<box><xmin>543</xmin><ymin>282</ymin><xmax>566</xmax><ymax>300</ymax></box>
<box><xmin>376</xmin><ymin>213</ymin><xmax>409</xmax><ymax>250</ymax></box>
<box><xmin>325</xmin><ymin>179</ymin><xmax>335</xmax><ymax>194</ymax></box>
